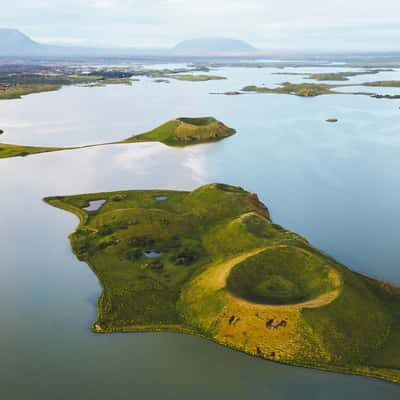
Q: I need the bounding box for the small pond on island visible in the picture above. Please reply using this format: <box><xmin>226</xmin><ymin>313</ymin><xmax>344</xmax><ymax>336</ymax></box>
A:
<box><xmin>83</xmin><ymin>199</ymin><xmax>106</xmax><ymax>211</ymax></box>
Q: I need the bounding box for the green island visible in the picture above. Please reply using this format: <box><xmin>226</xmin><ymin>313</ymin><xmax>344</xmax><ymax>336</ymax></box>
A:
<box><xmin>242</xmin><ymin>82</ymin><xmax>335</xmax><ymax>97</ymax></box>
<box><xmin>0</xmin><ymin>117</ymin><xmax>235</xmax><ymax>159</ymax></box>
<box><xmin>170</xmin><ymin>74</ymin><xmax>226</xmax><ymax>82</ymax></box>
<box><xmin>273</xmin><ymin>69</ymin><xmax>393</xmax><ymax>81</ymax></box>
<box><xmin>123</xmin><ymin>117</ymin><xmax>235</xmax><ymax>146</ymax></box>
<box><xmin>363</xmin><ymin>81</ymin><xmax>400</xmax><ymax>87</ymax></box>
<box><xmin>241</xmin><ymin>80</ymin><xmax>400</xmax><ymax>98</ymax></box>
<box><xmin>44</xmin><ymin>183</ymin><xmax>400</xmax><ymax>384</ymax></box>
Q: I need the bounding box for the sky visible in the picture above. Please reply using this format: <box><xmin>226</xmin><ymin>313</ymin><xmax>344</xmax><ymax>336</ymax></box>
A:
<box><xmin>1</xmin><ymin>0</ymin><xmax>400</xmax><ymax>51</ymax></box>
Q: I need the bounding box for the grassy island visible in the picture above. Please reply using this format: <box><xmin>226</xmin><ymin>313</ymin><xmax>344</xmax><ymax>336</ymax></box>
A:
<box><xmin>273</xmin><ymin>69</ymin><xmax>393</xmax><ymax>81</ymax></box>
<box><xmin>0</xmin><ymin>117</ymin><xmax>235</xmax><ymax>159</ymax></box>
<box><xmin>241</xmin><ymin>78</ymin><xmax>400</xmax><ymax>98</ymax></box>
<box><xmin>45</xmin><ymin>183</ymin><xmax>400</xmax><ymax>384</ymax></box>
<box><xmin>242</xmin><ymin>82</ymin><xmax>335</xmax><ymax>97</ymax></box>
<box><xmin>170</xmin><ymin>74</ymin><xmax>226</xmax><ymax>82</ymax></box>
<box><xmin>363</xmin><ymin>81</ymin><xmax>400</xmax><ymax>87</ymax></box>
<box><xmin>124</xmin><ymin>117</ymin><xmax>235</xmax><ymax>146</ymax></box>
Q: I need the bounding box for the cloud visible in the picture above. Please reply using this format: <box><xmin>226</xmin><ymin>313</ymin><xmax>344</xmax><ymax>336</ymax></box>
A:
<box><xmin>92</xmin><ymin>0</ymin><xmax>116</xmax><ymax>9</ymax></box>
<box><xmin>0</xmin><ymin>0</ymin><xmax>399</xmax><ymax>50</ymax></box>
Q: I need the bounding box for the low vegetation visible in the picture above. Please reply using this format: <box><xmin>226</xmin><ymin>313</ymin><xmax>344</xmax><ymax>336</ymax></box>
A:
<box><xmin>45</xmin><ymin>183</ymin><xmax>400</xmax><ymax>384</ymax></box>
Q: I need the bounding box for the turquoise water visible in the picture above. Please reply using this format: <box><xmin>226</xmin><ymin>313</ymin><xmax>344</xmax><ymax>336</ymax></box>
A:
<box><xmin>0</xmin><ymin>65</ymin><xmax>399</xmax><ymax>398</ymax></box>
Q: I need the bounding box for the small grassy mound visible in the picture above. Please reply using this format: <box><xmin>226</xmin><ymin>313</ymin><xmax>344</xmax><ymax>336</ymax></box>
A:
<box><xmin>125</xmin><ymin>117</ymin><xmax>236</xmax><ymax>146</ymax></box>
<box><xmin>227</xmin><ymin>247</ymin><xmax>339</xmax><ymax>304</ymax></box>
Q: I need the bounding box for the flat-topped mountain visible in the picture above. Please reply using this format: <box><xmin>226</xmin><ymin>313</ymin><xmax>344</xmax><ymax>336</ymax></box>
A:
<box><xmin>171</xmin><ymin>37</ymin><xmax>257</xmax><ymax>55</ymax></box>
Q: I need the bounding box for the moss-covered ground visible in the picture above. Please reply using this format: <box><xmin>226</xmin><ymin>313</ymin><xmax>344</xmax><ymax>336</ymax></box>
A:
<box><xmin>45</xmin><ymin>183</ymin><xmax>400</xmax><ymax>384</ymax></box>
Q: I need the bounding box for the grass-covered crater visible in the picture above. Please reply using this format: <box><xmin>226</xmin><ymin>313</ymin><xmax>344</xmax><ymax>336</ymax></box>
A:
<box><xmin>227</xmin><ymin>247</ymin><xmax>340</xmax><ymax>305</ymax></box>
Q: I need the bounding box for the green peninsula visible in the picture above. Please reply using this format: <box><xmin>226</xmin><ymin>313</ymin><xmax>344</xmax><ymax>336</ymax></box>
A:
<box><xmin>45</xmin><ymin>183</ymin><xmax>400</xmax><ymax>384</ymax></box>
<box><xmin>0</xmin><ymin>142</ymin><xmax>65</xmax><ymax>158</ymax></box>
<box><xmin>0</xmin><ymin>117</ymin><xmax>235</xmax><ymax>159</ymax></box>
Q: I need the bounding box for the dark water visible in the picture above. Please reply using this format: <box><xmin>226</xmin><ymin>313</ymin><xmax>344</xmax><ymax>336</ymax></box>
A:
<box><xmin>0</xmin><ymin>65</ymin><xmax>399</xmax><ymax>399</ymax></box>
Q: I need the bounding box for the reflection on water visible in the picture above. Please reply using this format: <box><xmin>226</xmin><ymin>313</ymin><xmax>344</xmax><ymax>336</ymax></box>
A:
<box><xmin>0</xmin><ymin>65</ymin><xmax>400</xmax><ymax>399</ymax></box>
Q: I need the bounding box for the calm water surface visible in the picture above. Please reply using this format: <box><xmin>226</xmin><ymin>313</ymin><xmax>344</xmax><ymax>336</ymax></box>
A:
<box><xmin>0</xmin><ymin>65</ymin><xmax>399</xmax><ymax>399</ymax></box>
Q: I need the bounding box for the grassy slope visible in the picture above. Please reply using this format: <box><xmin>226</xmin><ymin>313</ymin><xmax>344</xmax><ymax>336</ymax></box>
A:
<box><xmin>45</xmin><ymin>183</ymin><xmax>400</xmax><ymax>384</ymax></box>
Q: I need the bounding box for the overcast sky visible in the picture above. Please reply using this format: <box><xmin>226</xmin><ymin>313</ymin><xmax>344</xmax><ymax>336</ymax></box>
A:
<box><xmin>1</xmin><ymin>0</ymin><xmax>400</xmax><ymax>51</ymax></box>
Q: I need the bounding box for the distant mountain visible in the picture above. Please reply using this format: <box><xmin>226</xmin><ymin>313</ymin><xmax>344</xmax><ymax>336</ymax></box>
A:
<box><xmin>0</xmin><ymin>29</ymin><xmax>259</xmax><ymax>59</ymax></box>
<box><xmin>0</xmin><ymin>28</ymin><xmax>152</xmax><ymax>58</ymax></box>
<box><xmin>171</xmin><ymin>38</ymin><xmax>257</xmax><ymax>55</ymax></box>
<box><xmin>0</xmin><ymin>29</ymin><xmax>40</xmax><ymax>54</ymax></box>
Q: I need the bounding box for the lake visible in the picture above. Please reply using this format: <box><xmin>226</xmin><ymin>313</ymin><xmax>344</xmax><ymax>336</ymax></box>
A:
<box><xmin>0</xmin><ymin>65</ymin><xmax>399</xmax><ymax>398</ymax></box>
